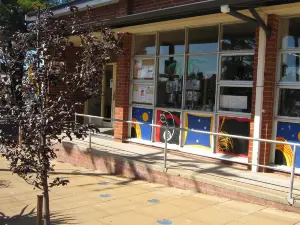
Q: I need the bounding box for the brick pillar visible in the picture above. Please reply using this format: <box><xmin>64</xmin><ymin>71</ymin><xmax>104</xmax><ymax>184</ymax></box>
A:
<box><xmin>259</xmin><ymin>15</ymin><xmax>280</xmax><ymax>169</ymax></box>
<box><xmin>114</xmin><ymin>33</ymin><xmax>132</xmax><ymax>140</ymax></box>
<box><xmin>248</xmin><ymin>26</ymin><xmax>260</xmax><ymax>165</ymax></box>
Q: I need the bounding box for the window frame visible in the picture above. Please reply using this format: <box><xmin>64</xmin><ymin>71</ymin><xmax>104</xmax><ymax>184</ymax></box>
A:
<box><xmin>129</xmin><ymin>22</ymin><xmax>256</xmax><ymax>153</ymax></box>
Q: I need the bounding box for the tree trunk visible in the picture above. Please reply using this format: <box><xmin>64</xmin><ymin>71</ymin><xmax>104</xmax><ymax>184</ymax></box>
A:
<box><xmin>43</xmin><ymin>175</ymin><xmax>51</xmax><ymax>225</ymax></box>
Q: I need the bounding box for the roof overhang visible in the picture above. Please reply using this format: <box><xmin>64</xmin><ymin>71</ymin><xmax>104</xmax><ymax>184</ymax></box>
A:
<box><xmin>25</xmin><ymin>0</ymin><xmax>119</xmax><ymax>22</ymax></box>
<box><xmin>109</xmin><ymin>0</ymin><xmax>298</xmax><ymax>28</ymax></box>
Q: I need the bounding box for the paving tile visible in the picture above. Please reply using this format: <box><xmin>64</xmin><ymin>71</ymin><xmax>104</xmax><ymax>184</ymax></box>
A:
<box><xmin>185</xmin><ymin>206</ymin><xmax>244</xmax><ymax>225</ymax></box>
<box><xmin>236</xmin><ymin>211</ymin><xmax>299</xmax><ymax>225</ymax></box>
<box><xmin>225</xmin><ymin>222</ymin><xmax>247</xmax><ymax>225</ymax></box>
<box><xmin>212</xmin><ymin>200</ymin><xmax>266</xmax><ymax>215</ymax></box>
<box><xmin>134</xmin><ymin>202</ymin><xmax>190</xmax><ymax>219</ymax></box>
<box><xmin>167</xmin><ymin>193</ymin><xmax>228</xmax><ymax>210</ymax></box>
<box><xmin>101</xmin><ymin>211</ymin><xmax>156</xmax><ymax>225</ymax></box>
<box><xmin>161</xmin><ymin>216</ymin><xmax>208</xmax><ymax>225</ymax></box>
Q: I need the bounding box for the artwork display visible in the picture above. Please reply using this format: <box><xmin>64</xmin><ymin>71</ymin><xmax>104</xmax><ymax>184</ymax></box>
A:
<box><xmin>276</xmin><ymin>122</ymin><xmax>300</xmax><ymax>168</ymax></box>
<box><xmin>133</xmin><ymin>59</ymin><xmax>154</xmax><ymax>79</ymax></box>
<box><xmin>155</xmin><ymin>110</ymin><xmax>181</xmax><ymax>144</ymax></box>
<box><xmin>131</xmin><ymin>107</ymin><xmax>153</xmax><ymax>141</ymax></box>
<box><xmin>184</xmin><ymin>113</ymin><xmax>213</xmax><ymax>150</ymax></box>
<box><xmin>132</xmin><ymin>84</ymin><xmax>154</xmax><ymax>104</ymax></box>
<box><xmin>217</xmin><ymin>116</ymin><xmax>250</xmax><ymax>157</ymax></box>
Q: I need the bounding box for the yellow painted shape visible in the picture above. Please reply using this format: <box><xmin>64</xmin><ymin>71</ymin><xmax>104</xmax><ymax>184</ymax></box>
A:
<box><xmin>132</xmin><ymin>118</ymin><xmax>142</xmax><ymax>139</ymax></box>
<box><xmin>142</xmin><ymin>112</ymin><xmax>149</xmax><ymax>122</ymax></box>
<box><xmin>276</xmin><ymin>137</ymin><xmax>294</xmax><ymax>167</ymax></box>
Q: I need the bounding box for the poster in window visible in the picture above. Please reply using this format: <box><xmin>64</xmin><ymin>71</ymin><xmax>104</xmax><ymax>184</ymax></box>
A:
<box><xmin>220</xmin><ymin>95</ymin><xmax>247</xmax><ymax>110</ymax></box>
<box><xmin>275</xmin><ymin>122</ymin><xmax>300</xmax><ymax>168</ymax></box>
<box><xmin>217</xmin><ymin>116</ymin><xmax>250</xmax><ymax>157</ymax></box>
<box><xmin>134</xmin><ymin>59</ymin><xmax>154</xmax><ymax>79</ymax></box>
<box><xmin>184</xmin><ymin>113</ymin><xmax>213</xmax><ymax>150</ymax></box>
<box><xmin>132</xmin><ymin>84</ymin><xmax>153</xmax><ymax>104</ymax></box>
<box><xmin>131</xmin><ymin>107</ymin><xmax>153</xmax><ymax>141</ymax></box>
<box><xmin>155</xmin><ymin>110</ymin><xmax>180</xmax><ymax>145</ymax></box>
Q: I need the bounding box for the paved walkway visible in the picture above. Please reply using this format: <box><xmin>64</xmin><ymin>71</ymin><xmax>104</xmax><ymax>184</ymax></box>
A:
<box><xmin>1</xmin><ymin>158</ymin><xmax>300</xmax><ymax>225</ymax></box>
<box><xmin>62</xmin><ymin>136</ymin><xmax>300</xmax><ymax>208</ymax></box>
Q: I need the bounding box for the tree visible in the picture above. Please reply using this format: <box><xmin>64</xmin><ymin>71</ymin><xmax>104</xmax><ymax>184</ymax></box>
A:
<box><xmin>0</xmin><ymin>4</ymin><xmax>122</xmax><ymax>225</ymax></box>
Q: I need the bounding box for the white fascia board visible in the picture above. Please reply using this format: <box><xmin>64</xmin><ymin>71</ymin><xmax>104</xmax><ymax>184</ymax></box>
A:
<box><xmin>26</xmin><ymin>0</ymin><xmax>119</xmax><ymax>21</ymax></box>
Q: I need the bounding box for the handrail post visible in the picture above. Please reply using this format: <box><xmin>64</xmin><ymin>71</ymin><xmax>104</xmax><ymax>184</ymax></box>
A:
<box><xmin>74</xmin><ymin>113</ymin><xmax>77</xmax><ymax>131</ymax></box>
<box><xmin>164</xmin><ymin>126</ymin><xmax>168</xmax><ymax>172</ymax></box>
<box><xmin>288</xmin><ymin>144</ymin><xmax>297</xmax><ymax>205</ymax></box>
<box><xmin>88</xmin><ymin>116</ymin><xmax>92</xmax><ymax>151</ymax></box>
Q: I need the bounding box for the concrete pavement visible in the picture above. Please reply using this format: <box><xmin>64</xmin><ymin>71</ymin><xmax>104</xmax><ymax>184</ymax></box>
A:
<box><xmin>0</xmin><ymin>157</ymin><xmax>300</xmax><ymax>225</ymax></box>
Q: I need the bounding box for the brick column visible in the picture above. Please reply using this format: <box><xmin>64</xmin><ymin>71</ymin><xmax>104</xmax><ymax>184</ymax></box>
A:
<box><xmin>259</xmin><ymin>15</ymin><xmax>280</xmax><ymax>169</ymax></box>
<box><xmin>114</xmin><ymin>33</ymin><xmax>132</xmax><ymax>140</ymax></box>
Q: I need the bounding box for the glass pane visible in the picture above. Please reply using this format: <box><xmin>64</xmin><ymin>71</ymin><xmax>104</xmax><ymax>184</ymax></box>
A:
<box><xmin>156</xmin><ymin>56</ymin><xmax>184</xmax><ymax>108</ymax></box>
<box><xmin>134</xmin><ymin>35</ymin><xmax>156</xmax><ymax>55</ymax></box>
<box><xmin>218</xmin><ymin>116</ymin><xmax>250</xmax><ymax>157</ymax></box>
<box><xmin>281</xmin><ymin>18</ymin><xmax>300</xmax><ymax>49</ymax></box>
<box><xmin>221</xmin><ymin>55</ymin><xmax>254</xmax><ymax>81</ymax></box>
<box><xmin>155</xmin><ymin>110</ymin><xmax>181</xmax><ymax>145</ymax></box>
<box><xmin>131</xmin><ymin>107</ymin><xmax>153</xmax><ymax>141</ymax></box>
<box><xmin>280</xmin><ymin>53</ymin><xmax>300</xmax><ymax>82</ymax></box>
<box><xmin>132</xmin><ymin>84</ymin><xmax>154</xmax><ymax>105</ymax></box>
<box><xmin>219</xmin><ymin>87</ymin><xmax>252</xmax><ymax>113</ymax></box>
<box><xmin>221</xmin><ymin>22</ymin><xmax>256</xmax><ymax>51</ymax></box>
<box><xmin>159</xmin><ymin>30</ymin><xmax>185</xmax><ymax>55</ymax></box>
<box><xmin>185</xmin><ymin>55</ymin><xmax>217</xmax><ymax>111</ymax></box>
<box><xmin>133</xmin><ymin>59</ymin><xmax>155</xmax><ymax>80</ymax></box>
<box><xmin>189</xmin><ymin>26</ymin><xmax>219</xmax><ymax>53</ymax></box>
<box><xmin>278</xmin><ymin>89</ymin><xmax>300</xmax><ymax>117</ymax></box>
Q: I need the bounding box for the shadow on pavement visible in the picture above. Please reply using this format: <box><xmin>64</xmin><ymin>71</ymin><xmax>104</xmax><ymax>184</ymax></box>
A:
<box><xmin>0</xmin><ymin>180</ymin><xmax>10</xmax><ymax>188</ymax></box>
<box><xmin>0</xmin><ymin>205</ymin><xmax>75</xmax><ymax>225</ymax></box>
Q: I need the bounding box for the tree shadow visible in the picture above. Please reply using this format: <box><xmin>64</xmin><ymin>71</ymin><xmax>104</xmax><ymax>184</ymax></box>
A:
<box><xmin>0</xmin><ymin>205</ymin><xmax>75</xmax><ymax>225</ymax></box>
<box><xmin>0</xmin><ymin>180</ymin><xmax>10</xmax><ymax>188</ymax></box>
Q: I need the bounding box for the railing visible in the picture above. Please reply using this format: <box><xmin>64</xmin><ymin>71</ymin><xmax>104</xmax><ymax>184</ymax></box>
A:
<box><xmin>75</xmin><ymin>112</ymin><xmax>299</xmax><ymax>205</ymax></box>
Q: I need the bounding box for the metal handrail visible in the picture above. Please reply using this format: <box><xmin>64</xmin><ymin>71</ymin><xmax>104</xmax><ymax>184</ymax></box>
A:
<box><xmin>75</xmin><ymin>112</ymin><xmax>298</xmax><ymax>205</ymax></box>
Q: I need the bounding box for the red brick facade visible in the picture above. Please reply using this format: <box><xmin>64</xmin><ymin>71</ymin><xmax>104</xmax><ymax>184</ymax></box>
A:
<box><xmin>114</xmin><ymin>33</ymin><xmax>132</xmax><ymax>140</ymax></box>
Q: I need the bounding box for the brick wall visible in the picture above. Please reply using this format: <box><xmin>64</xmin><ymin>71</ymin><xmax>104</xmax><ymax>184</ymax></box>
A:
<box><xmin>259</xmin><ymin>15</ymin><xmax>279</xmax><ymax>168</ymax></box>
<box><xmin>114</xmin><ymin>33</ymin><xmax>132</xmax><ymax>140</ymax></box>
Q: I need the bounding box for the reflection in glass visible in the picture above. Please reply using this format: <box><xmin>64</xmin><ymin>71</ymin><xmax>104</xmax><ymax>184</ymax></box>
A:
<box><xmin>281</xmin><ymin>18</ymin><xmax>300</xmax><ymax>49</ymax></box>
<box><xmin>134</xmin><ymin>35</ymin><xmax>156</xmax><ymax>55</ymax></box>
<box><xmin>156</xmin><ymin>57</ymin><xmax>184</xmax><ymax>108</ymax></box>
<box><xmin>221</xmin><ymin>55</ymin><xmax>254</xmax><ymax>81</ymax></box>
<box><xmin>280</xmin><ymin>53</ymin><xmax>300</xmax><ymax>82</ymax></box>
<box><xmin>221</xmin><ymin>22</ymin><xmax>256</xmax><ymax>51</ymax></box>
<box><xmin>185</xmin><ymin>55</ymin><xmax>217</xmax><ymax>111</ymax></box>
<box><xmin>219</xmin><ymin>87</ymin><xmax>252</xmax><ymax>113</ymax></box>
<box><xmin>278</xmin><ymin>89</ymin><xmax>300</xmax><ymax>117</ymax></box>
<box><xmin>159</xmin><ymin>30</ymin><xmax>185</xmax><ymax>55</ymax></box>
<box><xmin>189</xmin><ymin>26</ymin><xmax>219</xmax><ymax>53</ymax></box>
<box><xmin>133</xmin><ymin>59</ymin><xmax>155</xmax><ymax>80</ymax></box>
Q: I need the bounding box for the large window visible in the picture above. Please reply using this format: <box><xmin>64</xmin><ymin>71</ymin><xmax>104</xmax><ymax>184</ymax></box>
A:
<box><xmin>274</xmin><ymin>17</ymin><xmax>300</xmax><ymax>168</ymax></box>
<box><xmin>277</xmin><ymin>18</ymin><xmax>300</xmax><ymax>118</ymax></box>
<box><xmin>130</xmin><ymin>22</ymin><xmax>256</xmax><ymax>154</ymax></box>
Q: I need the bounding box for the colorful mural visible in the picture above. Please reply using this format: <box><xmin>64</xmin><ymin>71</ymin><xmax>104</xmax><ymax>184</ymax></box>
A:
<box><xmin>184</xmin><ymin>113</ymin><xmax>213</xmax><ymax>150</ymax></box>
<box><xmin>217</xmin><ymin>116</ymin><xmax>250</xmax><ymax>157</ymax></box>
<box><xmin>156</xmin><ymin>110</ymin><xmax>180</xmax><ymax>144</ymax></box>
<box><xmin>131</xmin><ymin>107</ymin><xmax>153</xmax><ymax>141</ymax></box>
<box><xmin>276</xmin><ymin>122</ymin><xmax>300</xmax><ymax>168</ymax></box>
